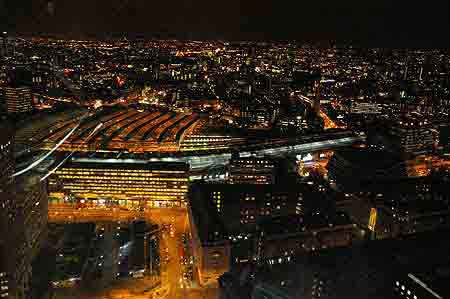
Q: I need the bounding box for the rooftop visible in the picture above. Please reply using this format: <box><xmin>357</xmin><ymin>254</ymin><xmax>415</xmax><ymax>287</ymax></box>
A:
<box><xmin>251</xmin><ymin>229</ymin><xmax>450</xmax><ymax>299</ymax></box>
<box><xmin>63</xmin><ymin>159</ymin><xmax>190</xmax><ymax>172</ymax></box>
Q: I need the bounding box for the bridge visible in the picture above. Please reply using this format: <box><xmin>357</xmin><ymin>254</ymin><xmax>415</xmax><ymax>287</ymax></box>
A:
<box><xmin>70</xmin><ymin>135</ymin><xmax>363</xmax><ymax>171</ymax></box>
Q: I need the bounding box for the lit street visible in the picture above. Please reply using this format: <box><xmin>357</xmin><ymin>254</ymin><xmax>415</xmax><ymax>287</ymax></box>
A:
<box><xmin>48</xmin><ymin>204</ymin><xmax>219</xmax><ymax>299</ymax></box>
<box><xmin>2</xmin><ymin>13</ymin><xmax>450</xmax><ymax>299</ymax></box>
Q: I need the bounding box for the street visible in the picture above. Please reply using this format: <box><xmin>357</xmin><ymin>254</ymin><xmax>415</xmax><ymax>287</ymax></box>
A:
<box><xmin>49</xmin><ymin>204</ymin><xmax>219</xmax><ymax>299</ymax></box>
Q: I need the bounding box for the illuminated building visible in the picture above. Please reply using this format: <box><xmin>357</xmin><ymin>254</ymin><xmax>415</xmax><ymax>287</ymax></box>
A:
<box><xmin>180</xmin><ymin>134</ymin><xmax>246</xmax><ymax>152</ymax></box>
<box><xmin>31</xmin><ymin>62</ymin><xmax>53</xmax><ymax>92</ymax></box>
<box><xmin>189</xmin><ymin>182</ymin><xmax>315</xmax><ymax>230</ymax></box>
<box><xmin>0</xmin><ymin>146</ymin><xmax>48</xmax><ymax>298</ymax></box>
<box><xmin>373</xmin><ymin>178</ymin><xmax>450</xmax><ymax>238</ymax></box>
<box><xmin>389</xmin><ymin>119</ymin><xmax>436</xmax><ymax>154</ymax></box>
<box><xmin>152</xmin><ymin>62</ymin><xmax>160</xmax><ymax>81</ymax></box>
<box><xmin>0</xmin><ymin>121</ymin><xmax>14</xmax><ymax>192</ymax></box>
<box><xmin>277</xmin><ymin>114</ymin><xmax>306</xmax><ymax>131</ymax></box>
<box><xmin>253</xmin><ymin>106</ymin><xmax>278</xmax><ymax>128</ymax></box>
<box><xmin>0</xmin><ymin>32</ymin><xmax>8</xmax><ymax>57</ymax></box>
<box><xmin>188</xmin><ymin>181</ymin><xmax>348</xmax><ymax>277</ymax></box>
<box><xmin>349</xmin><ymin>101</ymin><xmax>381</xmax><ymax>116</ymax></box>
<box><xmin>437</xmin><ymin>123</ymin><xmax>450</xmax><ymax>153</ymax></box>
<box><xmin>40</xmin><ymin>109</ymin><xmax>205</xmax><ymax>153</ymax></box>
<box><xmin>0</xmin><ymin>121</ymin><xmax>14</xmax><ymax>299</ymax></box>
<box><xmin>347</xmin><ymin>99</ymin><xmax>382</xmax><ymax>129</ymax></box>
<box><xmin>227</xmin><ymin>155</ymin><xmax>276</xmax><ymax>185</ymax></box>
<box><xmin>14</xmin><ymin>176</ymin><xmax>49</xmax><ymax>287</ymax></box>
<box><xmin>254</xmin><ymin>213</ymin><xmax>354</xmax><ymax>265</ymax></box>
<box><xmin>338</xmin><ymin>177</ymin><xmax>450</xmax><ymax>239</ymax></box>
<box><xmin>313</xmin><ymin>80</ymin><xmax>321</xmax><ymax>114</ymax></box>
<box><xmin>188</xmin><ymin>187</ymin><xmax>230</xmax><ymax>286</ymax></box>
<box><xmin>49</xmin><ymin>160</ymin><xmax>189</xmax><ymax>208</ymax></box>
<box><xmin>0</xmin><ymin>244</ymin><xmax>9</xmax><ymax>298</ymax></box>
<box><xmin>368</xmin><ymin>208</ymin><xmax>377</xmax><ymax>232</ymax></box>
<box><xmin>2</xmin><ymin>87</ymin><xmax>33</xmax><ymax>114</ymax></box>
<box><xmin>239</xmin><ymin>94</ymin><xmax>253</xmax><ymax>124</ymax></box>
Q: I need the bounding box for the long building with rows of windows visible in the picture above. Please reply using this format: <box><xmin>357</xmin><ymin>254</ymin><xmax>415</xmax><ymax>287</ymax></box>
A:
<box><xmin>48</xmin><ymin>159</ymin><xmax>189</xmax><ymax>208</ymax></box>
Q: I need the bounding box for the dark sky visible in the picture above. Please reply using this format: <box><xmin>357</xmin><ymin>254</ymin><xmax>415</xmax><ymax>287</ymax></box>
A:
<box><xmin>1</xmin><ymin>0</ymin><xmax>450</xmax><ymax>46</ymax></box>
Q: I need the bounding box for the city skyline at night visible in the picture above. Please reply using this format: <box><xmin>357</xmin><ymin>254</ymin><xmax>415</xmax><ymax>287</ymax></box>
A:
<box><xmin>1</xmin><ymin>2</ymin><xmax>450</xmax><ymax>299</ymax></box>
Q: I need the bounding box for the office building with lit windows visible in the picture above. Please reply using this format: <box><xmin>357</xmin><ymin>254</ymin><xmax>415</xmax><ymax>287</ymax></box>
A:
<box><xmin>389</xmin><ymin>118</ymin><xmax>436</xmax><ymax>154</ymax></box>
<box><xmin>188</xmin><ymin>186</ymin><xmax>231</xmax><ymax>286</ymax></box>
<box><xmin>254</xmin><ymin>213</ymin><xmax>354</xmax><ymax>265</ymax></box>
<box><xmin>48</xmin><ymin>159</ymin><xmax>189</xmax><ymax>207</ymax></box>
<box><xmin>0</xmin><ymin>246</ymin><xmax>9</xmax><ymax>298</ymax></box>
<box><xmin>227</xmin><ymin>155</ymin><xmax>277</xmax><ymax>185</ymax></box>
<box><xmin>190</xmin><ymin>182</ymin><xmax>313</xmax><ymax>232</ymax></box>
<box><xmin>349</xmin><ymin>101</ymin><xmax>382</xmax><ymax>115</ymax></box>
<box><xmin>188</xmin><ymin>181</ymin><xmax>353</xmax><ymax>284</ymax></box>
<box><xmin>2</xmin><ymin>87</ymin><xmax>33</xmax><ymax>114</ymax></box>
<box><xmin>338</xmin><ymin>176</ymin><xmax>450</xmax><ymax>240</ymax></box>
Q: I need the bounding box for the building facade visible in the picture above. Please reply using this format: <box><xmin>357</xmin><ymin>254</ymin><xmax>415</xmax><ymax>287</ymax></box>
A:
<box><xmin>327</xmin><ymin>149</ymin><xmax>408</xmax><ymax>192</ymax></box>
<box><xmin>0</xmin><ymin>120</ymin><xmax>48</xmax><ymax>299</ymax></box>
<box><xmin>2</xmin><ymin>87</ymin><xmax>33</xmax><ymax>114</ymax></box>
<box><xmin>0</xmin><ymin>121</ymin><xmax>14</xmax><ymax>299</ymax></box>
<box><xmin>389</xmin><ymin>119</ymin><xmax>436</xmax><ymax>154</ymax></box>
<box><xmin>49</xmin><ymin>160</ymin><xmax>189</xmax><ymax>208</ymax></box>
<box><xmin>227</xmin><ymin>156</ymin><xmax>276</xmax><ymax>185</ymax></box>
<box><xmin>188</xmin><ymin>181</ymin><xmax>352</xmax><ymax>284</ymax></box>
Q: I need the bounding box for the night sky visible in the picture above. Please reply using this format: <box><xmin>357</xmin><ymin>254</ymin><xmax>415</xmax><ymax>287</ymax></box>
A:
<box><xmin>1</xmin><ymin>0</ymin><xmax>450</xmax><ymax>46</ymax></box>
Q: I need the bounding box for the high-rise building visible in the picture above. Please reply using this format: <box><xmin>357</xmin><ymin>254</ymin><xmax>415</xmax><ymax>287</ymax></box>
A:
<box><xmin>313</xmin><ymin>80</ymin><xmax>321</xmax><ymax>114</ymax></box>
<box><xmin>239</xmin><ymin>94</ymin><xmax>253</xmax><ymax>124</ymax></box>
<box><xmin>2</xmin><ymin>87</ymin><xmax>33</xmax><ymax>114</ymax></box>
<box><xmin>0</xmin><ymin>120</ymin><xmax>14</xmax><ymax>191</ymax></box>
<box><xmin>130</xmin><ymin>221</ymin><xmax>161</xmax><ymax>280</ymax></box>
<box><xmin>0</xmin><ymin>120</ymin><xmax>14</xmax><ymax>299</ymax></box>
<box><xmin>0</xmin><ymin>32</ymin><xmax>8</xmax><ymax>57</ymax></box>
<box><xmin>389</xmin><ymin>118</ymin><xmax>436</xmax><ymax>154</ymax></box>
<box><xmin>31</xmin><ymin>62</ymin><xmax>53</xmax><ymax>92</ymax></box>
<box><xmin>188</xmin><ymin>187</ymin><xmax>230</xmax><ymax>286</ymax></box>
<box><xmin>0</xmin><ymin>120</ymin><xmax>48</xmax><ymax>299</ymax></box>
<box><xmin>49</xmin><ymin>160</ymin><xmax>189</xmax><ymax>208</ymax></box>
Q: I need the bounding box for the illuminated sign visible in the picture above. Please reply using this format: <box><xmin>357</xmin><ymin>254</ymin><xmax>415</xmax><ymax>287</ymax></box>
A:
<box><xmin>368</xmin><ymin>208</ymin><xmax>377</xmax><ymax>232</ymax></box>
